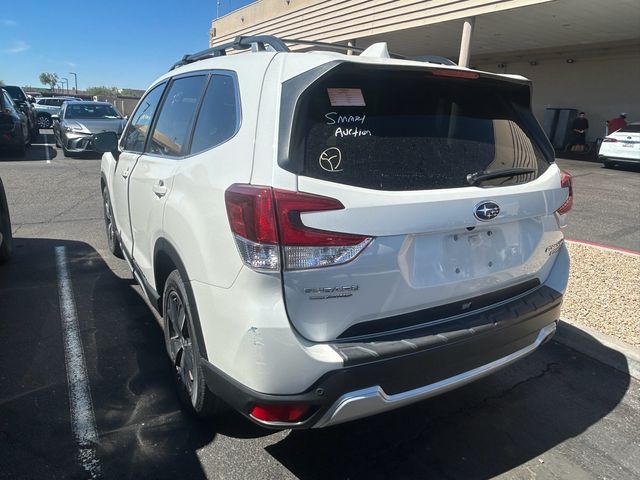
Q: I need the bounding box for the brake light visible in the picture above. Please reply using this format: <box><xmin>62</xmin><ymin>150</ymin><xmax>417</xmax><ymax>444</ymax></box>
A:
<box><xmin>556</xmin><ymin>170</ymin><xmax>573</xmax><ymax>215</ymax></box>
<box><xmin>602</xmin><ymin>138</ymin><xmax>618</xmax><ymax>142</ymax></box>
<box><xmin>225</xmin><ymin>185</ymin><xmax>372</xmax><ymax>271</ymax></box>
<box><xmin>250</xmin><ymin>404</ymin><xmax>310</xmax><ymax>423</ymax></box>
<box><xmin>431</xmin><ymin>69</ymin><xmax>479</xmax><ymax>79</ymax></box>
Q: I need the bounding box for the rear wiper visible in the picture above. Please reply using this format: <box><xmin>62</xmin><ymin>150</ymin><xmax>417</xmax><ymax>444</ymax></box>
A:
<box><xmin>466</xmin><ymin>167</ymin><xmax>536</xmax><ymax>186</ymax></box>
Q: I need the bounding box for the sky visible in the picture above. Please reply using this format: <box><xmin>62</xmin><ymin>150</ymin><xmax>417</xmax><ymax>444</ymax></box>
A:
<box><xmin>0</xmin><ymin>0</ymin><xmax>254</xmax><ymax>91</ymax></box>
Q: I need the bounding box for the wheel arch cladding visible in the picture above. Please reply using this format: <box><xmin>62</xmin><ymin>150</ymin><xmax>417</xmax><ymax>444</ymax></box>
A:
<box><xmin>154</xmin><ymin>238</ymin><xmax>209</xmax><ymax>360</ymax></box>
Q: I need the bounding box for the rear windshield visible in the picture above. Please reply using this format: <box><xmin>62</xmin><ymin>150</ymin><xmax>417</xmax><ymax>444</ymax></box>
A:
<box><xmin>291</xmin><ymin>66</ymin><xmax>551</xmax><ymax>191</ymax></box>
<box><xmin>3</xmin><ymin>86</ymin><xmax>26</xmax><ymax>102</ymax></box>
<box><xmin>620</xmin><ymin>124</ymin><xmax>640</xmax><ymax>133</ymax></box>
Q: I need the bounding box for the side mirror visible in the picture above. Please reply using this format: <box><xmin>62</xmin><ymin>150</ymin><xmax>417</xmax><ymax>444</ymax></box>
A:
<box><xmin>93</xmin><ymin>131</ymin><xmax>119</xmax><ymax>155</ymax></box>
<box><xmin>51</xmin><ymin>114</ymin><xmax>59</xmax><ymax>121</ymax></box>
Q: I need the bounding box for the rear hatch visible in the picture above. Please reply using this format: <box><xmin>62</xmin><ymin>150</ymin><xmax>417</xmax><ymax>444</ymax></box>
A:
<box><xmin>275</xmin><ymin>62</ymin><xmax>568</xmax><ymax>343</ymax></box>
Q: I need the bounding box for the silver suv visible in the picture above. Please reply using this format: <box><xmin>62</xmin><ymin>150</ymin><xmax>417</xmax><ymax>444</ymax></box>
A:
<box><xmin>34</xmin><ymin>96</ymin><xmax>81</xmax><ymax>128</ymax></box>
<box><xmin>96</xmin><ymin>36</ymin><xmax>572</xmax><ymax>428</ymax></box>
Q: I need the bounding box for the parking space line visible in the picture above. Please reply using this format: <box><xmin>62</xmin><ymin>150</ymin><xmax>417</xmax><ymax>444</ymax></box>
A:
<box><xmin>55</xmin><ymin>246</ymin><xmax>102</xmax><ymax>479</ymax></box>
<box><xmin>43</xmin><ymin>132</ymin><xmax>51</xmax><ymax>164</ymax></box>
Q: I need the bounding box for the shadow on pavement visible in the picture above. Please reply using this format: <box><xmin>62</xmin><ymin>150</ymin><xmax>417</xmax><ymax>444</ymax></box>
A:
<box><xmin>267</xmin><ymin>327</ymin><xmax>632</xmax><ymax>479</ymax></box>
<box><xmin>0</xmin><ymin>237</ymin><xmax>222</xmax><ymax>479</ymax></box>
<box><xmin>0</xmin><ymin>236</ymin><xmax>634</xmax><ymax>479</ymax></box>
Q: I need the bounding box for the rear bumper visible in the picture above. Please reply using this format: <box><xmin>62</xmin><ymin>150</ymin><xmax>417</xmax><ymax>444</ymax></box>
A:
<box><xmin>599</xmin><ymin>154</ymin><xmax>640</xmax><ymax>164</ymax></box>
<box><xmin>201</xmin><ymin>283</ymin><xmax>563</xmax><ymax>429</ymax></box>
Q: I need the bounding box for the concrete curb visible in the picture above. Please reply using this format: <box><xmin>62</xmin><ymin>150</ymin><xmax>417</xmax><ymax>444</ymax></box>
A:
<box><xmin>553</xmin><ymin>319</ymin><xmax>640</xmax><ymax>380</ymax></box>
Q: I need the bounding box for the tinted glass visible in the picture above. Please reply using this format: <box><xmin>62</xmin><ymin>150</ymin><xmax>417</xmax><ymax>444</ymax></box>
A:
<box><xmin>148</xmin><ymin>75</ymin><xmax>207</xmax><ymax>157</ymax></box>
<box><xmin>620</xmin><ymin>124</ymin><xmax>640</xmax><ymax>133</ymax></box>
<box><xmin>122</xmin><ymin>84</ymin><xmax>165</xmax><ymax>152</ymax></box>
<box><xmin>294</xmin><ymin>67</ymin><xmax>550</xmax><ymax>191</ymax></box>
<box><xmin>2</xmin><ymin>91</ymin><xmax>16</xmax><ymax>112</ymax></box>
<box><xmin>65</xmin><ymin>104</ymin><xmax>120</xmax><ymax>119</ymax></box>
<box><xmin>190</xmin><ymin>75</ymin><xmax>239</xmax><ymax>155</ymax></box>
<box><xmin>3</xmin><ymin>86</ymin><xmax>26</xmax><ymax>102</ymax></box>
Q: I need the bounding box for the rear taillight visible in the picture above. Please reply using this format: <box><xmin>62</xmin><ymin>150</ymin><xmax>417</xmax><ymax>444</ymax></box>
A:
<box><xmin>225</xmin><ymin>185</ymin><xmax>372</xmax><ymax>271</ymax></box>
<box><xmin>602</xmin><ymin>137</ymin><xmax>618</xmax><ymax>142</ymax></box>
<box><xmin>556</xmin><ymin>170</ymin><xmax>573</xmax><ymax>216</ymax></box>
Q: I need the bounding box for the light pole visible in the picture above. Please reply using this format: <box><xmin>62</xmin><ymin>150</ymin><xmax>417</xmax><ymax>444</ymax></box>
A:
<box><xmin>61</xmin><ymin>77</ymin><xmax>69</xmax><ymax>95</ymax></box>
<box><xmin>69</xmin><ymin>72</ymin><xmax>78</xmax><ymax>94</ymax></box>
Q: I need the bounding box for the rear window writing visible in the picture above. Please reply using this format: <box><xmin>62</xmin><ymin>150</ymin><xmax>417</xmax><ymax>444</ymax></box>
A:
<box><xmin>296</xmin><ymin>68</ymin><xmax>550</xmax><ymax>191</ymax></box>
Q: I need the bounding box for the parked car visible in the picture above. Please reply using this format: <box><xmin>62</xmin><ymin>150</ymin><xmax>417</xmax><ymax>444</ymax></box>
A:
<box><xmin>0</xmin><ymin>87</ymin><xmax>30</xmax><ymax>157</ymax></box>
<box><xmin>0</xmin><ymin>176</ymin><xmax>13</xmax><ymax>263</ymax></box>
<box><xmin>53</xmin><ymin>101</ymin><xmax>126</xmax><ymax>156</ymax></box>
<box><xmin>96</xmin><ymin>35</ymin><xmax>572</xmax><ymax>429</ymax></box>
<box><xmin>34</xmin><ymin>96</ymin><xmax>82</xmax><ymax>128</ymax></box>
<box><xmin>598</xmin><ymin>122</ymin><xmax>640</xmax><ymax>168</ymax></box>
<box><xmin>2</xmin><ymin>85</ymin><xmax>38</xmax><ymax>140</ymax></box>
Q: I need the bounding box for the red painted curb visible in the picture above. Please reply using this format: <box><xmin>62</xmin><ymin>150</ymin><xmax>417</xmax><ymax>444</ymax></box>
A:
<box><xmin>565</xmin><ymin>238</ymin><xmax>640</xmax><ymax>256</ymax></box>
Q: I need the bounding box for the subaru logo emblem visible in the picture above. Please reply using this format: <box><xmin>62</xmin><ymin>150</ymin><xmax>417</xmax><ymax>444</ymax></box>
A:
<box><xmin>474</xmin><ymin>201</ymin><xmax>500</xmax><ymax>221</ymax></box>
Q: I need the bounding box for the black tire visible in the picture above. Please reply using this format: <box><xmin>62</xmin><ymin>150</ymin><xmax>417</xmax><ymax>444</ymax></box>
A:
<box><xmin>36</xmin><ymin>114</ymin><xmax>51</xmax><ymax>129</ymax></box>
<box><xmin>62</xmin><ymin>143</ymin><xmax>72</xmax><ymax>158</ymax></box>
<box><xmin>0</xmin><ymin>179</ymin><xmax>13</xmax><ymax>263</ymax></box>
<box><xmin>602</xmin><ymin>159</ymin><xmax>614</xmax><ymax>169</ymax></box>
<box><xmin>55</xmin><ymin>134</ymin><xmax>61</xmax><ymax>148</ymax></box>
<box><xmin>163</xmin><ymin>270</ymin><xmax>224</xmax><ymax>417</ymax></box>
<box><xmin>102</xmin><ymin>187</ymin><xmax>123</xmax><ymax>258</ymax></box>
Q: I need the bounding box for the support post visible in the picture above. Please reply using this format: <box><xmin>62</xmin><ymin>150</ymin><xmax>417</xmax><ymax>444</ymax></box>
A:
<box><xmin>347</xmin><ymin>39</ymin><xmax>356</xmax><ymax>56</ymax></box>
<box><xmin>458</xmin><ymin>17</ymin><xmax>475</xmax><ymax>67</ymax></box>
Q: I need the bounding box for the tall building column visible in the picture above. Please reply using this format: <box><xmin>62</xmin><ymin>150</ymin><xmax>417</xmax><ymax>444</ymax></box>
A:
<box><xmin>458</xmin><ymin>17</ymin><xmax>475</xmax><ymax>67</ymax></box>
<box><xmin>347</xmin><ymin>39</ymin><xmax>356</xmax><ymax>55</ymax></box>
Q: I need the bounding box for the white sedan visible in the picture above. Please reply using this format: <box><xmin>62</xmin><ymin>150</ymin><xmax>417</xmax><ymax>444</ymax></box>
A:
<box><xmin>598</xmin><ymin>122</ymin><xmax>640</xmax><ymax>168</ymax></box>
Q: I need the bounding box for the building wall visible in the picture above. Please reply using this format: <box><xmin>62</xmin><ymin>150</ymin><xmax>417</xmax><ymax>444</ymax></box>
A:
<box><xmin>475</xmin><ymin>47</ymin><xmax>640</xmax><ymax>141</ymax></box>
<box><xmin>210</xmin><ymin>0</ymin><xmax>551</xmax><ymax>46</ymax></box>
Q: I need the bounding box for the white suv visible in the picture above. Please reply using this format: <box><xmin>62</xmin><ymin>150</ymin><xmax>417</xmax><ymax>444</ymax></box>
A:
<box><xmin>96</xmin><ymin>36</ymin><xmax>572</xmax><ymax>428</ymax></box>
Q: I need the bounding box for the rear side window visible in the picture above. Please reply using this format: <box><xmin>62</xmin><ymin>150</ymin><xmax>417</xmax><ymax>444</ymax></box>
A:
<box><xmin>123</xmin><ymin>83</ymin><xmax>166</xmax><ymax>152</ymax></box>
<box><xmin>190</xmin><ymin>74</ymin><xmax>239</xmax><ymax>155</ymax></box>
<box><xmin>148</xmin><ymin>75</ymin><xmax>207</xmax><ymax>157</ymax></box>
<box><xmin>290</xmin><ymin>66</ymin><xmax>550</xmax><ymax>191</ymax></box>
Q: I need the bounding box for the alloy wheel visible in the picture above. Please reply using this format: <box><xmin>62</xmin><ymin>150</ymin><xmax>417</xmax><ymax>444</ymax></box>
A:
<box><xmin>166</xmin><ymin>290</ymin><xmax>196</xmax><ymax>400</ymax></box>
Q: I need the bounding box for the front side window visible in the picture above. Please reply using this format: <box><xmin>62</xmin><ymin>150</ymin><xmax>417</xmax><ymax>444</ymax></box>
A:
<box><xmin>122</xmin><ymin>83</ymin><xmax>166</xmax><ymax>153</ymax></box>
<box><xmin>148</xmin><ymin>75</ymin><xmax>207</xmax><ymax>157</ymax></box>
<box><xmin>190</xmin><ymin>74</ymin><xmax>239</xmax><ymax>155</ymax></box>
<box><xmin>290</xmin><ymin>66</ymin><xmax>551</xmax><ymax>191</ymax></box>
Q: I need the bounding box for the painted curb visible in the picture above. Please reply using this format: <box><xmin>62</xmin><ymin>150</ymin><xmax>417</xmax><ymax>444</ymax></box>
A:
<box><xmin>553</xmin><ymin>319</ymin><xmax>640</xmax><ymax>381</ymax></box>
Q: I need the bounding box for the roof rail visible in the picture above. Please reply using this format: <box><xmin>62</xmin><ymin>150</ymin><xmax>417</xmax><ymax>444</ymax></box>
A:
<box><xmin>169</xmin><ymin>35</ymin><xmax>453</xmax><ymax>70</ymax></box>
<box><xmin>170</xmin><ymin>35</ymin><xmax>290</xmax><ymax>70</ymax></box>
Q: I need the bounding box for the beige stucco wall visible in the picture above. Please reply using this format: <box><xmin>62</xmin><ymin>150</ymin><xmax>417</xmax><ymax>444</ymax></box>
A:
<box><xmin>476</xmin><ymin>47</ymin><xmax>640</xmax><ymax>141</ymax></box>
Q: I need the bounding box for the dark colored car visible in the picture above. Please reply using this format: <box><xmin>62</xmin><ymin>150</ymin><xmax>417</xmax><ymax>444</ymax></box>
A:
<box><xmin>3</xmin><ymin>85</ymin><xmax>38</xmax><ymax>141</ymax></box>
<box><xmin>0</xmin><ymin>88</ymin><xmax>30</xmax><ymax>157</ymax></box>
<box><xmin>0</xmin><ymin>176</ymin><xmax>12</xmax><ymax>263</ymax></box>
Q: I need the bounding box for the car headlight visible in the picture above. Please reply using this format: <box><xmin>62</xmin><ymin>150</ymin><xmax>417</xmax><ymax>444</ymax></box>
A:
<box><xmin>64</xmin><ymin>126</ymin><xmax>85</xmax><ymax>133</ymax></box>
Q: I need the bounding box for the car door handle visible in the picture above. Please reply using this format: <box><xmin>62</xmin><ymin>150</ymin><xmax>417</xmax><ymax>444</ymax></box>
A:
<box><xmin>121</xmin><ymin>168</ymin><xmax>130</xmax><ymax>179</ymax></box>
<box><xmin>153</xmin><ymin>180</ymin><xmax>167</xmax><ymax>197</ymax></box>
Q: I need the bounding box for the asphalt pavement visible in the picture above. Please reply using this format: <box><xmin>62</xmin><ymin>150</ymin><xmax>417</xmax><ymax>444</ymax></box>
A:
<box><xmin>0</xmin><ymin>133</ymin><xmax>638</xmax><ymax>479</ymax></box>
<box><xmin>556</xmin><ymin>158</ymin><xmax>640</xmax><ymax>251</ymax></box>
